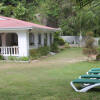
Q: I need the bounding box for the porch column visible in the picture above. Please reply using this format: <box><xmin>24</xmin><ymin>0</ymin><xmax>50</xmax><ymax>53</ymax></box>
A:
<box><xmin>17</xmin><ymin>31</ymin><xmax>29</xmax><ymax>57</ymax></box>
<box><xmin>52</xmin><ymin>34</ymin><xmax>54</xmax><ymax>44</ymax></box>
<box><xmin>41</xmin><ymin>33</ymin><xmax>44</xmax><ymax>47</ymax></box>
<box><xmin>47</xmin><ymin>33</ymin><xmax>50</xmax><ymax>46</ymax></box>
<box><xmin>1</xmin><ymin>33</ymin><xmax>6</xmax><ymax>46</ymax></box>
<box><xmin>34</xmin><ymin>33</ymin><xmax>38</xmax><ymax>48</ymax></box>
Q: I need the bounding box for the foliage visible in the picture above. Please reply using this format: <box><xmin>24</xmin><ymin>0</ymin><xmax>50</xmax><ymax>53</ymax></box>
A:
<box><xmin>29</xmin><ymin>49</ymin><xmax>40</xmax><ymax>59</ymax></box>
<box><xmin>38</xmin><ymin>46</ymin><xmax>50</xmax><ymax>56</ymax></box>
<box><xmin>50</xmin><ymin>43</ymin><xmax>59</xmax><ymax>53</ymax></box>
<box><xmin>98</xmin><ymin>39</ymin><xmax>100</xmax><ymax>46</ymax></box>
<box><xmin>13</xmin><ymin>3</ymin><xmax>27</xmax><ymax>20</ymax></box>
<box><xmin>1</xmin><ymin>0</ymin><xmax>100</xmax><ymax>37</ymax></box>
<box><xmin>83</xmin><ymin>32</ymin><xmax>97</xmax><ymax>59</ymax></box>
<box><xmin>0</xmin><ymin>55</ymin><xmax>3</xmax><ymax>60</ymax></box>
<box><xmin>8</xmin><ymin>56</ymin><xmax>17</xmax><ymax>60</ymax></box>
<box><xmin>58</xmin><ymin>38</ymin><xmax>65</xmax><ymax>46</ymax></box>
<box><xmin>64</xmin><ymin>42</ymin><xmax>70</xmax><ymax>48</ymax></box>
<box><xmin>8</xmin><ymin>56</ymin><xmax>29</xmax><ymax>61</ymax></box>
<box><xmin>30</xmin><ymin>46</ymin><xmax>50</xmax><ymax>59</ymax></box>
<box><xmin>96</xmin><ymin>47</ymin><xmax>100</xmax><ymax>61</ymax></box>
<box><xmin>54</xmin><ymin>32</ymin><xmax>65</xmax><ymax>46</ymax></box>
<box><xmin>18</xmin><ymin>57</ymin><xmax>29</xmax><ymax>61</ymax></box>
<box><xmin>96</xmin><ymin>54</ymin><xmax>100</xmax><ymax>61</ymax></box>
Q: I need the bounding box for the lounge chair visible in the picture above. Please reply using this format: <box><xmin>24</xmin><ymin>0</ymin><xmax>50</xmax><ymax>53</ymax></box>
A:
<box><xmin>80</xmin><ymin>74</ymin><xmax>100</xmax><ymax>79</ymax></box>
<box><xmin>70</xmin><ymin>78</ymin><xmax>100</xmax><ymax>92</ymax></box>
<box><xmin>90</xmin><ymin>68</ymin><xmax>100</xmax><ymax>71</ymax></box>
<box><xmin>87</xmin><ymin>71</ymin><xmax>100</xmax><ymax>74</ymax></box>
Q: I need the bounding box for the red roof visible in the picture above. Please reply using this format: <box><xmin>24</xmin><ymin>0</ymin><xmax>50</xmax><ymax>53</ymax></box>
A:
<box><xmin>0</xmin><ymin>16</ymin><xmax>56</xmax><ymax>30</ymax></box>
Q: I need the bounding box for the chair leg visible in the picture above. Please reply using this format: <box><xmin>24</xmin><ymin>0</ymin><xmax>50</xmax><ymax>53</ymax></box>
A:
<box><xmin>70</xmin><ymin>82</ymin><xmax>100</xmax><ymax>92</ymax></box>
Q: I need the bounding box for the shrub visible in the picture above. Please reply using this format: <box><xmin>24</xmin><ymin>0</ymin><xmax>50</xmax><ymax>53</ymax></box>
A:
<box><xmin>8</xmin><ymin>56</ymin><xmax>29</xmax><ymax>61</ymax></box>
<box><xmin>83</xmin><ymin>31</ymin><xmax>97</xmax><ymax>60</ymax></box>
<box><xmin>54</xmin><ymin>32</ymin><xmax>65</xmax><ymax>46</ymax></box>
<box><xmin>50</xmin><ymin>43</ymin><xmax>59</xmax><ymax>53</ymax></box>
<box><xmin>58</xmin><ymin>38</ymin><xmax>65</xmax><ymax>46</ymax></box>
<box><xmin>83</xmin><ymin>48</ymin><xmax>97</xmax><ymax>56</ymax></box>
<box><xmin>30</xmin><ymin>49</ymin><xmax>40</xmax><ymax>59</ymax></box>
<box><xmin>98</xmin><ymin>39</ymin><xmax>100</xmax><ymax>46</ymax></box>
<box><xmin>38</xmin><ymin>46</ymin><xmax>50</xmax><ymax>56</ymax></box>
<box><xmin>96</xmin><ymin>48</ymin><xmax>100</xmax><ymax>54</ymax></box>
<box><xmin>96</xmin><ymin>54</ymin><xmax>100</xmax><ymax>61</ymax></box>
<box><xmin>18</xmin><ymin>57</ymin><xmax>29</xmax><ymax>61</ymax></box>
<box><xmin>8</xmin><ymin>56</ymin><xmax>17</xmax><ymax>60</ymax></box>
<box><xmin>0</xmin><ymin>55</ymin><xmax>3</xmax><ymax>60</ymax></box>
<box><xmin>64</xmin><ymin>42</ymin><xmax>70</xmax><ymax>48</ymax></box>
<box><xmin>30</xmin><ymin>46</ymin><xmax>50</xmax><ymax>59</ymax></box>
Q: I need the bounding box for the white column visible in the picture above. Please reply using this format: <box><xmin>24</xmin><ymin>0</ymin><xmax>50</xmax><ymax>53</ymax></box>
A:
<box><xmin>34</xmin><ymin>33</ymin><xmax>38</xmax><ymax>48</ymax></box>
<box><xmin>52</xmin><ymin>34</ymin><xmax>54</xmax><ymax>44</ymax></box>
<box><xmin>1</xmin><ymin>33</ymin><xmax>6</xmax><ymax>46</ymax></box>
<box><xmin>47</xmin><ymin>33</ymin><xmax>50</xmax><ymax>46</ymax></box>
<box><xmin>17</xmin><ymin>31</ymin><xmax>29</xmax><ymax>57</ymax></box>
<box><xmin>41</xmin><ymin>33</ymin><xmax>44</xmax><ymax>47</ymax></box>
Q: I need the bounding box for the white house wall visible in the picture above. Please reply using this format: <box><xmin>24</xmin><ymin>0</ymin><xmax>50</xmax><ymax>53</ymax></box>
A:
<box><xmin>17</xmin><ymin>31</ymin><xmax>29</xmax><ymax>57</ymax></box>
<box><xmin>29</xmin><ymin>32</ymin><xmax>54</xmax><ymax>49</ymax></box>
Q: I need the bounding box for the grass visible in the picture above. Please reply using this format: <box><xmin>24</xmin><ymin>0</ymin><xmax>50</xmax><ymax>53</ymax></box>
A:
<box><xmin>0</xmin><ymin>48</ymin><xmax>99</xmax><ymax>100</ymax></box>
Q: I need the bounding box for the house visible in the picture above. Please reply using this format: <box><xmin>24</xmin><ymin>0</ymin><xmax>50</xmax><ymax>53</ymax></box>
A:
<box><xmin>0</xmin><ymin>16</ymin><xmax>60</xmax><ymax>57</ymax></box>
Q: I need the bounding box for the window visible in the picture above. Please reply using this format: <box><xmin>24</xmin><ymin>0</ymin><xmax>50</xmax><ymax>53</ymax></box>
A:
<box><xmin>29</xmin><ymin>33</ymin><xmax>34</xmax><ymax>46</ymax></box>
<box><xmin>38</xmin><ymin>34</ymin><xmax>41</xmax><ymax>45</ymax></box>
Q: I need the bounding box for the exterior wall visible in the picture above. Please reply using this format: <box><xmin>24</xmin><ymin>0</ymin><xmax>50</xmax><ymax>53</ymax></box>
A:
<box><xmin>29</xmin><ymin>32</ymin><xmax>53</xmax><ymax>49</ymax></box>
<box><xmin>17</xmin><ymin>31</ymin><xmax>29</xmax><ymax>57</ymax></box>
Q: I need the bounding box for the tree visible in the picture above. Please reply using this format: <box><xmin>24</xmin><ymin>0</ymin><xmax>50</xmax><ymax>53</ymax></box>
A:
<box><xmin>76</xmin><ymin>0</ymin><xmax>95</xmax><ymax>8</ymax></box>
<box><xmin>83</xmin><ymin>32</ymin><xmax>97</xmax><ymax>60</ymax></box>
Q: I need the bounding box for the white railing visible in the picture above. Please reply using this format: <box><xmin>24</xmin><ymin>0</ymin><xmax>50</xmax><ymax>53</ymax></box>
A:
<box><xmin>0</xmin><ymin>46</ymin><xmax>19</xmax><ymax>56</ymax></box>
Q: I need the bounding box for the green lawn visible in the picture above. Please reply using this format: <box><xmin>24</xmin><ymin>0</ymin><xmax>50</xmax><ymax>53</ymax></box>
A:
<box><xmin>0</xmin><ymin>48</ymin><xmax>100</xmax><ymax>100</ymax></box>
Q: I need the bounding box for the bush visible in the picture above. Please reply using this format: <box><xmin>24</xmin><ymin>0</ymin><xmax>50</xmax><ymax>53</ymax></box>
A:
<box><xmin>50</xmin><ymin>43</ymin><xmax>59</xmax><ymax>53</ymax></box>
<box><xmin>30</xmin><ymin>49</ymin><xmax>40</xmax><ymax>59</ymax></box>
<box><xmin>83</xmin><ymin>48</ymin><xmax>97</xmax><ymax>56</ymax></box>
<box><xmin>58</xmin><ymin>38</ymin><xmax>65</xmax><ymax>46</ymax></box>
<box><xmin>64</xmin><ymin>42</ymin><xmax>70</xmax><ymax>48</ymax></box>
<box><xmin>98</xmin><ymin>39</ymin><xmax>100</xmax><ymax>46</ymax></box>
<box><xmin>0</xmin><ymin>55</ymin><xmax>3</xmax><ymax>60</ymax></box>
<box><xmin>30</xmin><ymin>46</ymin><xmax>50</xmax><ymax>59</ymax></box>
<box><xmin>96</xmin><ymin>48</ymin><xmax>100</xmax><ymax>54</ymax></box>
<box><xmin>8</xmin><ymin>56</ymin><xmax>29</xmax><ymax>61</ymax></box>
<box><xmin>8</xmin><ymin>56</ymin><xmax>17</xmax><ymax>60</ymax></box>
<box><xmin>96</xmin><ymin>54</ymin><xmax>100</xmax><ymax>61</ymax></box>
<box><xmin>54</xmin><ymin>32</ymin><xmax>65</xmax><ymax>46</ymax></box>
<box><xmin>38</xmin><ymin>46</ymin><xmax>50</xmax><ymax>56</ymax></box>
<box><xmin>18</xmin><ymin>57</ymin><xmax>29</xmax><ymax>61</ymax></box>
<box><xmin>83</xmin><ymin>31</ymin><xmax>97</xmax><ymax>59</ymax></box>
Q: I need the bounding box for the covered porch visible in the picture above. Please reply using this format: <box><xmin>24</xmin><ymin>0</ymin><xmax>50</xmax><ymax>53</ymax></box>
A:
<box><xmin>0</xmin><ymin>31</ymin><xmax>54</xmax><ymax>57</ymax></box>
<box><xmin>0</xmin><ymin>33</ymin><xmax>19</xmax><ymax>56</ymax></box>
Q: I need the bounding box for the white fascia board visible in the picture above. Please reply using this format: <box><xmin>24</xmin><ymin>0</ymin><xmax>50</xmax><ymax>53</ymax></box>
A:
<box><xmin>0</xmin><ymin>26</ymin><xmax>61</xmax><ymax>33</ymax></box>
<box><xmin>31</xmin><ymin>26</ymin><xmax>61</xmax><ymax>33</ymax></box>
<box><xmin>0</xmin><ymin>27</ymin><xmax>32</xmax><ymax>31</ymax></box>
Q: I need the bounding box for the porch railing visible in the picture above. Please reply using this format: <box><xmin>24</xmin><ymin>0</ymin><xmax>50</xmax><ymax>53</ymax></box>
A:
<box><xmin>0</xmin><ymin>46</ymin><xmax>19</xmax><ymax>56</ymax></box>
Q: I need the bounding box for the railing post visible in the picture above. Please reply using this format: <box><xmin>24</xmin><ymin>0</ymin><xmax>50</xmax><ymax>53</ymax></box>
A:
<box><xmin>0</xmin><ymin>46</ymin><xmax>19</xmax><ymax>56</ymax></box>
